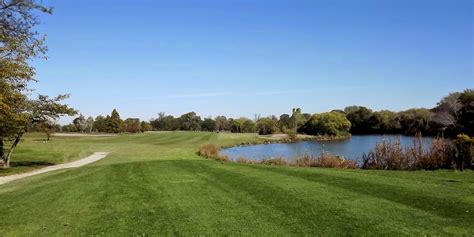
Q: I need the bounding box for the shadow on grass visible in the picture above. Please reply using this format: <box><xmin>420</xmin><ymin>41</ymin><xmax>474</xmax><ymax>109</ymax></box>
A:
<box><xmin>8</xmin><ymin>161</ymin><xmax>55</xmax><ymax>168</ymax></box>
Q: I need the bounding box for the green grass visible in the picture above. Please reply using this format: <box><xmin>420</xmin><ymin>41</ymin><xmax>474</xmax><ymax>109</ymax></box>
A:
<box><xmin>0</xmin><ymin>132</ymin><xmax>473</xmax><ymax>236</ymax></box>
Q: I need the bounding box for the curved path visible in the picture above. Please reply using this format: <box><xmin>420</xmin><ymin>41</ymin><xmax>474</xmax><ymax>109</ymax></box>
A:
<box><xmin>0</xmin><ymin>152</ymin><xmax>109</xmax><ymax>185</ymax></box>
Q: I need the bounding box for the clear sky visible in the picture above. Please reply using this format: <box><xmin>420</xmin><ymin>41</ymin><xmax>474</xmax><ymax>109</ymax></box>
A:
<box><xmin>32</xmin><ymin>0</ymin><xmax>473</xmax><ymax>123</ymax></box>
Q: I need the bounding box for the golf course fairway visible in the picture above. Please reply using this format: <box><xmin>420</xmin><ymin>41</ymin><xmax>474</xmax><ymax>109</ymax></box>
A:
<box><xmin>0</xmin><ymin>132</ymin><xmax>472</xmax><ymax>236</ymax></box>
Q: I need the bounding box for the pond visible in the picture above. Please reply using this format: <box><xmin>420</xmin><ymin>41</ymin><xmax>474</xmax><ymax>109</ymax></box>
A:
<box><xmin>220</xmin><ymin>135</ymin><xmax>433</xmax><ymax>162</ymax></box>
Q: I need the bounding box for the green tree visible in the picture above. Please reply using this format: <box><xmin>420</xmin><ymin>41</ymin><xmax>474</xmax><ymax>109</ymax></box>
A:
<box><xmin>257</xmin><ymin>117</ymin><xmax>278</xmax><ymax>135</ymax></box>
<box><xmin>140</xmin><ymin>121</ymin><xmax>152</xmax><ymax>132</ymax></box>
<box><xmin>303</xmin><ymin>112</ymin><xmax>351</xmax><ymax>136</ymax></box>
<box><xmin>179</xmin><ymin>112</ymin><xmax>202</xmax><ymax>131</ymax></box>
<box><xmin>242</xmin><ymin>119</ymin><xmax>257</xmax><ymax>133</ymax></box>
<box><xmin>344</xmin><ymin>106</ymin><xmax>374</xmax><ymax>134</ymax></box>
<box><xmin>202</xmin><ymin>118</ymin><xmax>217</xmax><ymax>132</ymax></box>
<box><xmin>2</xmin><ymin>95</ymin><xmax>76</xmax><ymax>167</ymax></box>
<box><xmin>105</xmin><ymin>109</ymin><xmax>124</xmax><ymax>133</ymax></box>
<box><xmin>150</xmin><ymin>112</ymin><xmax>182</xmax><ymax>131</ymax></box>
<box><xmin>431</xmin><ymin>92</ymin><xmax>462</xmax><ymax>136</ymax></box>
<box><xmin>458</xmin><ymin>89</ymin><xmax>474</xmax><ymax>136</ymax></box>
<box><xmin>369</xmin><ymin>110</ymin><xmax>401</xmax><ymax>134</ymax></box>
<box><xmin>398</xmin><ymin>108</ymin><xmax>433</xmax><ymax>135</ymax></box>
<box><xmin>215</xmin><ymin>116</ymin><xmax>230</xmax><ymax>131</ymax></box>
<box><xmin>93</xmin><ymin>115</ymin><xmax>107</xmax><ymax>132</ymax></box>
<box><xmin>230</xmin><ymin>117</ymin><xmax>255</xmax><ymax>133</ymax></box>
<box><xmin>290</xmin><ymin>108</ymin><xmax>304</xmax><ymax>131</ymax></box>
<box><xmin>278</xmin><ymin>114</ymin><xmax>291</xmax><ymax>130</ymax></box>
<box><xmin>73</xmin><ymin>114</ymin><xmax>87</xmax><ymax>133</ymax></box>
<box><xmin>0</xmin><ymin>1</ymin><xmax>77</xmax><ymax>168</ymax></box>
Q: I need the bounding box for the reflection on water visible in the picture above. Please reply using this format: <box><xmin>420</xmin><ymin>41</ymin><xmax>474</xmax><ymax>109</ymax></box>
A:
<box><xmin>220</xmin><ymin>135</ymin><xmax>432</xmax><ymax>162</ymax></box>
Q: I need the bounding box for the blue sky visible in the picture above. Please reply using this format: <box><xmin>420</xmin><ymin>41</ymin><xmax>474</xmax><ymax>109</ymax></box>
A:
<box><xmin>32</xmin><ymin>0</ymin><xmax>473</xmax><ymax>122</ymax></box>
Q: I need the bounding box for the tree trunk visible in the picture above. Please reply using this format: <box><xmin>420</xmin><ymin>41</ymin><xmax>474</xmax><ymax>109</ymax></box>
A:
<box><xmin>0</xmin><ymin>137</ymin><xmax>4</xmax><ymax>165</ymax></box>
<box><xmin>4</xmin><ymin>133</ymin><xmax>23</xmax><ymax>168</ymax></box>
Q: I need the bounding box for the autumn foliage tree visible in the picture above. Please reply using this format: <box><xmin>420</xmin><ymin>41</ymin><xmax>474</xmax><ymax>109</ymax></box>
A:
<box><xmin>1</xmin><ymin>1</ymin><xmax>76</xmax><ymax>168</ymax></box>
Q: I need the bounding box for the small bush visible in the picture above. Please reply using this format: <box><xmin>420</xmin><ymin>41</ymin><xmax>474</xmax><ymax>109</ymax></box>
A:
<box><xmin>214</xmin><ymin>154</ymin><xmax>230</xmax><ymax>162</ymax></box>
<box><xmin>198</xmin><ymin>144</ymin><xmax>219</xmax><ymax>158</ymax></box>
<box><xmin>418</xmin><ymin>138</ymin><xmax>456</xmax><ymax>170</ymax></box>
<box><xmin>198</xmin><ymin>144</ymin><xmax>229</xmax><ymax>162</ymax></box>
<box><xmin>294</xmin><ymin>153</ymin><xmax>358</xmax><ymax>169</ymax></box>
<box><xmin>260</xmin><ymin>158</ymin><xmax>288</xmax><ymax>166</ymax></box>
<box><xmin>236</xmin><ymin>157</ymin><xmax>254</xmax><ymax>164</ymax></box>
<box><xmin>455</xmin><ymin>134</ymin><xmax>474</xmax><ymax>170</ymax></box>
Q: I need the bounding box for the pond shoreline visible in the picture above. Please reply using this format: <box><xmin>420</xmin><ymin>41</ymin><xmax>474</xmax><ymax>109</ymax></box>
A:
<box><xmin>219</xmin><ymin>134</ymin><xmax>434</xmax><ymax>163</ymax></box>
<box><xmin>220</xmin><ymin>133</ymin><xmax>352</xmax><ymax>150</ymax></box>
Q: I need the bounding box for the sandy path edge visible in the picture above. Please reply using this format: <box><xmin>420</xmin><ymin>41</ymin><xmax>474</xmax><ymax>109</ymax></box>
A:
<box><xmin>0</xmin><ymin>152</ymin><xmax>109</xmax><ymax>185</ymax></box>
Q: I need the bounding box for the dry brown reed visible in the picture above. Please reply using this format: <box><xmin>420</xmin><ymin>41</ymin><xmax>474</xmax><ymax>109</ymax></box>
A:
<box><xmin>362</xmin><ymin>135</ymin><xmax>456</xmax><ymax>170</ymax></box>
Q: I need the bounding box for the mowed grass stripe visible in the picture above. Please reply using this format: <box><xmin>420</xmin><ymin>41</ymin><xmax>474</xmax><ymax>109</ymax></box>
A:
<box><xmin>181</xmin><ymin>160</ymin><xmax>451</xmax><ymax>235</ymax></box>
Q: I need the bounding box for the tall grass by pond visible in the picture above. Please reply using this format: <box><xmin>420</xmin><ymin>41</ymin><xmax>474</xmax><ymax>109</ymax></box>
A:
<box><xmin>200</xmin><ymin>143</ymin><xmax>358</xmax><ymax>168</ymax></box>
<box><xmin>201</xmin><ymin>134</ymin><xmax>473</xmax><ymax>171</ymax></box>
<box><xmin>362</xmin><ymin>135</ymin><xmax>464</xmax><ymax>170</ymax></box>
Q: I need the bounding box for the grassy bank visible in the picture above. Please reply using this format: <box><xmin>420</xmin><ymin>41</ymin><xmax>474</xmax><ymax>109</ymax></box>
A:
<box><xmin>0</xmin><ymin>132</ymin><xmax>473</xmax><ymax>236</ymax></box>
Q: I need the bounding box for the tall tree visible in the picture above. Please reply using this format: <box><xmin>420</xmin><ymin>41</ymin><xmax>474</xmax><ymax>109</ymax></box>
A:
<box><xmin>124</xmin><ymin>118</ymin><xmax>141</xmax><ymax>133</ymax></box>
<box><xmin>1</xmin><ymin>1</ymin><xmax>76</xmax><ymax>168</ymax></box>
<box><xmin>458</xmin><ymin>89</ymin><xmax>474</xmax><ymax>136</ymax></box>
<box><xmin>93</xmin><ymin>115</ymin><xmax>107</xmax><ymax>132</ymax></box>
<box><xmin>257</xmin><ymin>117</ymin><xmax>278</xmax><ymax>135</ymax></box>
<box><xmin>215</xmin><ymin>116</ymin><xmax>230</xmax><ymax>131</ymax></box>
<box><xmin>202</xmin><ymin>118</ymin><xmax>217</xmax><ymax>132</ymax></box>
<box><xmin>302</xmin><ymin>112</ymin><xmax>351</xmax><ymax>136</ymax></box>
<box><xmin>179</xmin><ymin>112</ymin><xmax>202</xmax><ymax>131</ymax></box>
<box><xmin>73</xmin><ymin>114</ymin><xmax>87</xmax><ymax>133</ymax></box>
<box><xmin>369</xmin><ymin>110</ymin><xmax>401</xmax><ymax>134</ymax></box>
<box><xmin>140</xmin><ymin>121</ymin><xmax>152</xmax><ymax>132</ymax></box>
<box><xmin>431</xmin><ymin>92</ymin><xmax>462</xmax><ymax>135</ymax></box>
<box><xmin>278</xmin><ymin>114</ymin><xmax>291</xmax><ymax>130</ymax></box>
<box><xmin>398</xmin><ymin>108</ymin><xmax>433</xmax><ymax>135</ymax></box>
<box><xmin>290</xmin><ymin>108</ymin><xmax>309</xmax><ymax>133</ymax></box>
<box><xmin>106</xmin><ymin>109</ymin><xmax>124</xmax><ymax>133</ymax></box>
<box><xmin>344</xmin><ymin>106</ymin><xmax>374</xmax><ymax>134</ymax></box>
<box><xmin>86</xmin><ymin>116</ymin><xmax>94</xmax><ymax>133</ymax></box>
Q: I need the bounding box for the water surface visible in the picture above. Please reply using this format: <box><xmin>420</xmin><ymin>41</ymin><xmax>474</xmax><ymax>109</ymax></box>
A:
<box><xmin>221</xmin><ymin>135</ymin><xmax>432</xmax><ymax>162</ymax></box>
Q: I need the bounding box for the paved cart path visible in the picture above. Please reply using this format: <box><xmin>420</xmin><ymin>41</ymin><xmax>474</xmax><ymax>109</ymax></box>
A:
<box><xmin>0</xmin><ymin>152</ymin><xmax>109</xmax><ymax>185</ymax></box>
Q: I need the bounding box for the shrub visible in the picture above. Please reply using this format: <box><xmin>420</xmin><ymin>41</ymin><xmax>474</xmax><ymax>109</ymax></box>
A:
<box><xmin>214</xmin><ymin>154</ymin><xmax>230</xmax><ymax>162</ymax></box>
<box><xmin>362</xmin><ymin>135</ymin><xmax>457</xmax><ymax>170</ymax></box>
<box><xmin>236</xmin><ymin>157</ymin><xmax>254</xmax><ymax>164</ymax></box>
<box><xmin>294</xmin><ymin>153</ymin><xmax>358</xmax><ymax>169</ymax></box>
<box><xmin>260</xmin><ymin>158</ymin><xmax>288</xmax><ymax>166</ymax></box>
<box><xmin>418</xmin><ymin>138</ymin><xmax>456</xmax><ymax>170</ymax></box>
<box><xmin>198</xmin><ymin>144</ymin><xmax>219</xmax><ymax>158</ymax></box>
<box><xmin>455</xmin><ymin>134</ymin><xmax>474</xmax><ymax>170</ymax></box>
<box><xmin>198</xmin><ymin>144</ymin><xmax>230</xmax><ymax>162</ymax></box>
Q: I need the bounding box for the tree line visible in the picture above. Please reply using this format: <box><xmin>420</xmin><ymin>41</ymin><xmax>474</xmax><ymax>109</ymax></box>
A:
<box><xmin>58</xmin><ymin>89</ymin><xmax>473</xmax><ymax>138</ymax></box>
